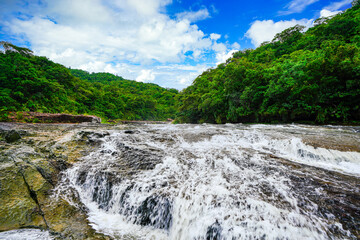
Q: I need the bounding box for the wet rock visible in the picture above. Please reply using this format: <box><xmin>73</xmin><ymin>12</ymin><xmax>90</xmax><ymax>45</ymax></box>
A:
<box><xmin>116</xmin><ymin>143</ymin><xmax>163</xmax><ymax>171</ymax></box>
<box><xmin>206</xmin><ymin>220</ymin><xmax>223</xmax><ymax>240</ymax></box>
<box><xmin>78</xmin><ymin>131</ymin><xmax>109</xmax><ymax>146</ymax></box>
<box><xmin>135</xmin><ymin>195</ymin><xmax>172</xmax><ymax>230</ymax></box>
<box><xmin>124</xmin><ymin>130</ymin><xmax>139</xmax><ymax>134</ymax></box>
<box><xmin>0</xmin><ymin>123</ymin><xmax>111</xmax><ymax>239</ymax></box>
<box><xmin>5</xmin><ymin>130</ymin><xmax>21</xmax><ymax>143</ymax></box>
<box><xmin>117</xmin><ymin>184</ymin><xmax>143</xmax><ymax>217</ymax></box>
<box><xmin>76</xmin><ymin>171</ymin><xmax>88</xmax><ymax>185</ymax></box>
<box><xmin>43</xmin><ymin>195</ymin><xmax>110</xmax><ymax>240</ymax></box>
<box><xmin>8</xmin><ymin>112</ymin><xmax>101</xmax><ymax>124</ymax></box>
<box><xmin>0</xmin><ymin>162</ymin><xmax>47</xmax><ymax>231</ymax></box>
<box><xmin>288</xmin><ymin>171</ymin><xmax>360</xmax><ymax>239</ymax></box>
<box><xmin>91</xmin><ymin>172</ymin><xmax>115</xmax><ymax>210</ymax></box>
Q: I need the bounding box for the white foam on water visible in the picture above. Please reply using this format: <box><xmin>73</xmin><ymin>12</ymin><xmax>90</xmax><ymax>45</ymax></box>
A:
<box><xmin>87</xmin><ymin>209</ymin><xmax>169</xmax><ymax>240</ymax></box>
<box><xmin>231</xmin><ymin>126</ymin><xmax>360</xmax><ymax>177</ymax></box>
<box><xmin>0</xmin><ymin>229</ymin><xmax>52</xmax><ymax>240</ymax></box>
<box><xmin>56</xmin><ymin>124</ymin><xmax>358</xmax><ymax>239</ymax></box>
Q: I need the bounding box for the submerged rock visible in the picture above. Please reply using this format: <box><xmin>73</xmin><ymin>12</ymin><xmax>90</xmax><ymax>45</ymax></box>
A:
<box><xmin>206</xmin><ymin>220</ymin><xmax>223</xmax><ymax>240</ymax></box>
<box><xmin>5</xmin><ymin>130</ymin><xmax>21</xmax><ymax>143</ymax></box>
<box><xmin>116</xmin><ymin>143</ymin><xmax>163</xmax><ymax>171</ymax></box>
<box><xmin>91</xmin><ymin>172</ymin><xmax>116</xmax><ymax>210</ymax></box>
<box><xmin>135</xmin><ymin>195</ymin><xmax>173</xmax><ymax>230</ymax></box>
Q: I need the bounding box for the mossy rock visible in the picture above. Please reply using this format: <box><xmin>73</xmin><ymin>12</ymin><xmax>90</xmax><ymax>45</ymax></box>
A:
<box><xmin>0</xmin><ymin>163</ymin><xmax>46</xmax><ymax>230</ymax></box>
<box><xmin>0</xmin><ymin>124</ymin><xmax>114</xmax><ymax>239</ymax></box>
<box><xmin>44</xmin><ymin>198</ymin><xmax>111</xmax><ymax>240</ymax></box>
<box><xmin>5</xmin><ymin>130</ymin><xmax>21</xmax><ymax>143</ymax></box>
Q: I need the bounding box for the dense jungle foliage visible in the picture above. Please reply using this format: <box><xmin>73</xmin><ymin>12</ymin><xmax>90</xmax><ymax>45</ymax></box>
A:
<box><xmin>176</xmin><ymin>4</ymin><xmax>360</xmax><ymax>124</ymax></box>
<box><xmin>0</xmin><ymin>43</ymin><xmax>178</xmax><ymax>121</ymax></box>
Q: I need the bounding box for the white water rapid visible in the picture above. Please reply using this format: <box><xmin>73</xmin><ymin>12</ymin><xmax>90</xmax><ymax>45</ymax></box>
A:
<box><xmin>54</xmin><ymin>124</ymin><xmax>360</xmax><ymax>240</ymax></box>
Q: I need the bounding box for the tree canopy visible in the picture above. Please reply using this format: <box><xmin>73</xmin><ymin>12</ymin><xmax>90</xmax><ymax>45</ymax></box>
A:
<box><xmin>0</xmin><ymin>47</ymin><xmax>178</xmax><ymax>121</ymax></box>
<box><xmin>176</xmin><ymin>5</ymin><xmax>360</xmax><ymax>124</ymax></box>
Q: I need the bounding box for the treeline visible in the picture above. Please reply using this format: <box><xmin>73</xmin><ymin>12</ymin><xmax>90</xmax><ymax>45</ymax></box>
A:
<box><xmin>0</xmin><ymin>42</ymin><xmax>178</xmax><ymax>121</ymax></box>
<box><xmin>176</xmin><ymin>4</ymin><xmax>360</xmax><ymax>124</ymax></box>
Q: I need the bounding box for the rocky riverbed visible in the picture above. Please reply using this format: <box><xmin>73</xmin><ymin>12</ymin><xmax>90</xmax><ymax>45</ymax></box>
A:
<box><xmin>0</xmin><ymin>122</ymin><xmax>120</xmax><ymax>239</ymax></box>
<box><xmin>0</xmin><ymin>123</ymin><xmax>359</xmax><ymax>240</ymax></box>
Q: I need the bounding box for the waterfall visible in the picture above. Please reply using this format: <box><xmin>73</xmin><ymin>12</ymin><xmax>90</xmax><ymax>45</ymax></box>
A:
<box><xmin>54</xmin><ymin>124</ymin><xmax>360</xmax><ymax>239</ymax></box>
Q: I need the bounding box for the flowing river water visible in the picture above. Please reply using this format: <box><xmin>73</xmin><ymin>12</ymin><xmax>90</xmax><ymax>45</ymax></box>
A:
<box><xmin>2</xmin><ymin>124</ymin><xmax>360</xmax><ymax>239</ymax></box>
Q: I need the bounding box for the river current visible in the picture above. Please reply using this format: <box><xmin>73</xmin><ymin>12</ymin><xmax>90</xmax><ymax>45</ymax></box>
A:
<box><xmin>2</xmin><ymin>124</ymin><xmax>360</xmax><ymax>239</ymax></box>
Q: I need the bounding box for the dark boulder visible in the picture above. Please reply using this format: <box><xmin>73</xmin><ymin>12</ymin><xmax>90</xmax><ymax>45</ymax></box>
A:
<box><xmin>5</xmin><ymin>130</ymin><xmax>21</xmax><ymax>143</ymax></box>
<box><xmin>206</xmin><ymin>220</ymin><xmax>222</xmax><ymax>240</ymax></box>
<box><xmin>135</xmin><ymin>195</ymin><xmax>172</xmax><ymax>230</ymax></box>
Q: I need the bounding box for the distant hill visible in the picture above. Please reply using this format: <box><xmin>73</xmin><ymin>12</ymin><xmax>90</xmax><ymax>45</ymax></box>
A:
<box><xmin>0</xmin><ymin>43</ymin><xmax>178</xmax><ymax>122</ymax></box>
<box><xmin>176</xmin><ymin>4</ymin><xmax>360</xmax><ymax>124</ymax></box>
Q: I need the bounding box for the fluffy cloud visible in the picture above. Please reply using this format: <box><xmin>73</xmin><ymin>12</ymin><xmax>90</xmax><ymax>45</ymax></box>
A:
<box><xmin>214</xmin><ymin>42</ymin><xmax>240</xmax><ymax>65</ymax></box>
<box><xmin>136</xmin><ymin>70</ymin><xmax>155</xmax><ymax>82</ymax></box>
<box><xmin>216</xmin><ymin>50</ymin><xmax>238</xmax><ymax>65</ymax></box>
<box><xmin>248</xmin><ymin>0</ymin><xmax>352</xmax><ymax>48</ymax></box>
<box><xmin>210</xmin><ymin>33</ymin><xmax>221</xmax><ymax>41</ymax></box>
<box><xmin>319</xmin><ymin>0</ymin><xmax>352</xmax><ymax>18</ymax></box>
<box><xmin>320</xmin><ymin>9</ymin><xmax>341</xmax><ymax>18</ymax></box>
<box><xmin>2</xmin><ymin>0</ymin><xmax>235</xmax><ymax>89</ymax></box>
<box><xmin>246</xmin><ymin>19</ymin><xmax>313</xmax><ymax>47</ymax></box>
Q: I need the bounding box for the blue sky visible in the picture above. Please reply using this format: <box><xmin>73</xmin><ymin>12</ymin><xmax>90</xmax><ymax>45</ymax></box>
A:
<box><xmin>0</xmin><ymin>0</ymin><xmax>353</xmax><ymax>89</ymax></box>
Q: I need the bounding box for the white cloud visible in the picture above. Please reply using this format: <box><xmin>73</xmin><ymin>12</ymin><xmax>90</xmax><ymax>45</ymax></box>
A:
<box><xmin>232</xmin><ymin>42</ymin><xmax>240</xmax><ymax>49</ymax></box>
<box><xmin>152</xmin><ymin>63</ymin><xmax>210</xmax><ymax>88</ymax></box>
<box><xmin>320</xmin><ymin>9</ymin><xmax>341</xmax><ymax>18</ymax></box>
<box><xmin>46</xmin><ymin>0</ymin><xmax>112</xmax><ymax>26</ymax></box>
<box><xmin>1</xmin><ymin>0</ymin><xmax>240</xmax><ymax>89</ymax></box>
<box><xmin>110</xmin><ymin>0</ymin><xmax>172</xmax><ymax>17</ymax></box>
<box><xmin>258</xmin><ymin>0</ymin><xmax>351</xmax><ymax>49</ymax></box>
<box><xmin>76</xmin><ymin>61</ymin><xmax>121</xmax><ymax>75</ymax></box>
<box><xmin>280</xmin><ymin>0</ymin><xmax>319</xmax><ymax>15</ymax></box>
<box><xmin>214</xmin><ymin>41</ymin><xmax>241</xmax><ymax>65</ymax></box>
<box><xmin>323</xmin><ymin>0</ymin><xmax>352</xmax><ymax>11</ymax></box>
<box><xmin>216</xmin><ymin>50</ymin><xmax>238</xmax><ymax>65</ymax></box>
<box><xmin>176</xmin><ymin>69</ymin><xmax>206</xmax><ymax>85</ymax></box>
<box><xmin>210</xmin><ymin>33</ymin><xmax>221</xmax><ymax>41</ymax></box>
<box><xmin>246</xmin><ymin>19</ymin><xmax>313</xmax><ymax>47</ymax></box>
<box><xmin>176</xmin><ymin>8</ymin><xmax>210</xmax><ymax>22</ymax></box>
<box><xmin>210</xmin><ymin>4</ymin><xmax>219</xmax><ymax>14</ymax></box>
<box><xmin>126</xmin><ymin>0</ymin><xmax>169</xmax><ymax>16</ymax></box>
<box><xmin>210</xmin><ymin>36</ymin><xmax>240</xmax><ymax>65</ymax></box>
<box><xmin>318</xmin><ymin>0</ymin><xmax>351</xmax><ymax>18</ymax></box>
<box><xmin>212</xmin><ymin>42</ymin><xmax>227</xmax><ymax>52</ymax></box>
<box><xmin>136</xmin><ymin>69</ymin><xmax>155</xmax><ymax>82</ymax></box>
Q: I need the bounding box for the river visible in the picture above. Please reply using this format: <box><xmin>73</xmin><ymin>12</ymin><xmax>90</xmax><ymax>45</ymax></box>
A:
<box><xmin>1</xmin><ymin>124</ymin><xmax>360</xmax><ymax>239</ymax></box>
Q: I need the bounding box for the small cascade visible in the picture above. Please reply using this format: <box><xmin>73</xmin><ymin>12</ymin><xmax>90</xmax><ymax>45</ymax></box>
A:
<box><xmin>0</xmin><ymin>229</ymin><xmax>53</xmax><ymax>240</ymax></box>
<box><xmin>57</xmin><ymin>124</ymin><xmax>360</xmax><ymax>239</ymax></box>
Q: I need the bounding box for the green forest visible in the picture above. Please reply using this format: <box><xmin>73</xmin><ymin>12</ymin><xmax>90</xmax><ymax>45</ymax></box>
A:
<box><xmin>0</xmin><ymin>42</ymin><xmax>178</xmax><ymax>122</ymax></box>
<box><xmin>176</xmin><ymin>4</ymin><xmax>360</xmax><ymax>124</ymax></box>
<box><xmin>1</xmin><ymin>4</ymin><xmax>360</xmax><ymax>124</ymax></box>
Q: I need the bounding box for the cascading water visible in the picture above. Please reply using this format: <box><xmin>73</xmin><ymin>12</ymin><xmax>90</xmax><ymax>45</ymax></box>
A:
<box><xmin>56</xmin><ymin>124</ymin><xmax>360</xmax><ymax>239</ymax></box>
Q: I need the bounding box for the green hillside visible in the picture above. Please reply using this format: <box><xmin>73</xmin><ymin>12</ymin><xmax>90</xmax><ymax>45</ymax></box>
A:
<box><xmin>176</xmin><ymin>5</ymin><xmax>360</xmax><ymax>124</ymax></box>
<box><xmin>0</xmin><ymin>43</ymin><xmax>178</xmax><ymax>121</ymax></box>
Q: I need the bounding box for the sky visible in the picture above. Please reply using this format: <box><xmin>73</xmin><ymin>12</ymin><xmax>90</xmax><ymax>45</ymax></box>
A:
<box><xmin>0</xmin><ymin>0</ymin><xmax>353</xmax><ymax>89</ymax></box>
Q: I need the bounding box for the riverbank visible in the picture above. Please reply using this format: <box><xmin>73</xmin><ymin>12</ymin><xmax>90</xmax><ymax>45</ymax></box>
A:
<box><xmin>4</xmin><ymin>112</ymin><xmax>101</xmax><ymax>124</ymax></box>
<box><xmin>0</xmin><ymin>122</ymin><xmax>120</xmax><ymax>239</ymax></box>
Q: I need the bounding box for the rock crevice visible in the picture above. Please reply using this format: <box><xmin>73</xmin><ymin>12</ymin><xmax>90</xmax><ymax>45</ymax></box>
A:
<box><xmin>0</xmin><ymin>123</ymin><xmax>112</xmax><ymax>239</ymax></box>
<box><xmin>14</xmin><ymin>158</ymin><xmax>49</xmax><ymax>229</ymax></box>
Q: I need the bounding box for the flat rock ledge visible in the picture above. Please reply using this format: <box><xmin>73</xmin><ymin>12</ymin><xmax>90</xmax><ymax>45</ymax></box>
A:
<box><xmin>8</xmin><ymin>112</ymin><xmax>101</xmax><ymax>124</ymax></box>
<box><xmin>0</xmin><ymin>123</ymin><xmax>113</xmax><ymax>239</ymax></box>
